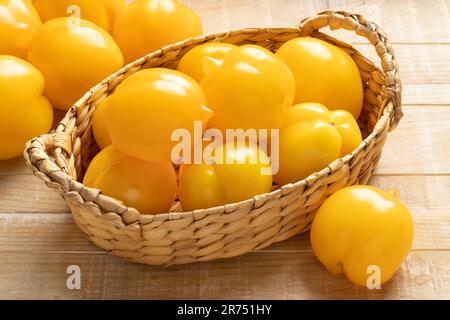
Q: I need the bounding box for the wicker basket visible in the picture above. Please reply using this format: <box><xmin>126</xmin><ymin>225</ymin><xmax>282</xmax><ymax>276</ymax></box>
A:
<box><xmin>24</xmin><ymin>11</ymin><xmax>402</xmax><ymax>266</ymax></box>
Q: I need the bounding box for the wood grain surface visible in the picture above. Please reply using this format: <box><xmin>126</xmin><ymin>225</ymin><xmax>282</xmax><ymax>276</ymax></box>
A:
<box><xmin>0</xmin><ymin>0</ymin><xmax>449</xmax><ymax>300</ymax></box>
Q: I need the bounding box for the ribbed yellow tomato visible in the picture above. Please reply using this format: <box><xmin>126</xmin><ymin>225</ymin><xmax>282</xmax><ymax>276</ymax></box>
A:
<box><xmin>112</xmin><ymin>0</ymin><xmax>203</xmax><ymax>63</ymax></box>
<box><xmin>285</xmin><ymin>102</ymin><xmax>362</xmax><ymax>156</ymax></box>
<box><xmin>83</xmin><ymin>145</ymin><xmax>177</xmax><ymax>214</ymax></box>
<box><xmin>103</xmin><ymin>68</ymin><xmax>212</xmax><ymax>162</ymax></box>
<box><xmin>32</xmin><ymin>0</ymin><xmax>125</xmax><ymax>33</ymax></box>
<box><xmin>274</xmin><ymin>120</ymin><xmax>342</xmax><ymax>186</ymax></box>
<box><xmin>311</xmin><ymin>185</ymin><xmax>414</xmax><ymax>287</ymax></box>
<box><xmin>276</xmin><ymin>37</ymin><xmax>363</xmax><ymax>119</ymax></box>
<box><xmin>0</xmin><ymin>0</ymin><xmax>41</xmax><ymax>59</ymax></box>
<box><xmin>201</xmin><ymin>45</ymin><xmax>295</xmax><ymax>132</ymax></box>
<box><xmin>177</xmin><ymin>43</ymin><xmax>237</xmax><ymax>83</ymax></box>
<box><xmin>27</xmin><ymin>17</ymin><xmax>124</xmax><ymax>110</ymax></box>
<box><xmin>0</xmin><ymin>55</ymin><xmax>53</xmax><ymax>160</ymax></box>
<box><xmin>93</xmin><ymin>64</ymin><xmax>210</xmax><ymax>150</ymax></box>
<box><xmin>179</xmin><ymin>142</ymin><xmax>272</xmax><ymax>211</ymax></box>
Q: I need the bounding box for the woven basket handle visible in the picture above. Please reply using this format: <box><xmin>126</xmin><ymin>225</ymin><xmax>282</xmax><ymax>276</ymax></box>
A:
<box><xmin>299</xmin><ymin>10</ymin><xmax>403</xmax><ymax>131</ymax></box>
<box><xmin>24</xmin><ymin>129</ymin><xmax>76</xmax><ymax>192</ymax></box>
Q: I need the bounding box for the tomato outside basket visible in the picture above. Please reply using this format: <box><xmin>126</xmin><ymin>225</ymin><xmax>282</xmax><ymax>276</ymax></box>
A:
<box><xmin>24</xmin><ymin>11</ymin><xmax>402</xmax><ymax>266</ymax></box>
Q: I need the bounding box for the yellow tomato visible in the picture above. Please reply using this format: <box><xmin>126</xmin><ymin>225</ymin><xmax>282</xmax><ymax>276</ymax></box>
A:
<box><xmin>0</xmin><ymin>55</ymin><xmax>53</xmax><ymax>160</ymax></box>
<box><xmin>92</xmin><ymin>100</ymin><xmax>110</xmax><ymax>149</ymax></box>
<box><xmin>311</xmin><ymin>185</ymin><xmax>414</xmax><ymax>286</ymax></box>
<box><xmin>274</xmin><ymin>120</ymin><xmax>342</xmax><ymax>186</ymax></box>
<box><xmin>201</xmin><ymin>45</ymin><xmax>295</xmax><ymax>132</ymax></box>
<box><xmin>329</xmin><ymin>110</ymin><xmax>363</xmax><ymax>156</ymax></box>
<box><xmin>83</xmin><ymin>145</ymin><xmax>177</xmax><ymax>214</ymax></box>
<box><xmin>32</xmin><ymin>0</ymin><xmax>125</xmax><ymax>32</ymax></box>
<box><xmin>284</xmin><ymin>102</ymin><xmax>330</xmax><ymax>125</ymax></box>
<box><xmin>285</xmin><ymin>102</ymin><xmax>362</xmax><ymax>156</ymax></box>
<box><xmin>177</xmin><ymin>42</ymin><xmax>237</xmax><ymax>83</ymax></box>
<box><xmin>112</xmin><ymin>0</ymin><xmax>203</xmax><ymax>63</ymax></box>
<box><xmin>93</xmin><ymin>64</ymin><xmax>210</xmax><ymax>150</ymax></box>
<box><xmin>276</xmin><ymin>37</ymin><xmax>363</xmax><ymax>119</ymax></box>
<box><xmin>0</xmin><ymin>0</ymin><xmax>41</xmax><ymax>59</ymax></box>
<box><xmin>103</xmin><ymin>68</ymin><xmax>212</xmax><ymax>163</ymax></box>
<box><xmin>179</xmin><ymin>142</ymin><xmax>272</xmax><ymax>211</ymax></box>
<box><xmin>93</xmin><ymin>65</ymin><xmax>210</xmax><ymax>150</ymax></box>
<box><xmin>27</xmin><ymin>17</ymin><xmax>124</xmax><ymax>110</ymax></box>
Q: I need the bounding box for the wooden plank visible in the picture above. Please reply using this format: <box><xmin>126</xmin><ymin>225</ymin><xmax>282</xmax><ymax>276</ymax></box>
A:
<box><xmin>403</xmin><ymin>84</ymin><xmax>450</xmax><ymax>105</ymax></box>
<box><xmin>355</xmin><ymin>44</ymin><xmax>450</xmax><ymax>84</ymax></box>
<box><xmin>0</xmin><ymin>250</ymin><xmax>448</xmax><ymax>299</ymax></box>
<box><xmin>376</xmin><ymin>106</ymin><xmax>450</xmax><ymax>174</ymax></box>
<box><xmin>186</xmin><ymin>0</ymin><xmax>450</xmax><ymax>43</ymax></box>
<box><xmin>0</xmin><ymin>207</ymin><xmax>447</xmax><ymax>253</ymax></box>
<box><xmin>370</xmin><ymin>175</ymin><xmax>450</xmax><ymax>210</ymax></box>
<box><xmin>0</xmin><ymin>175</ymin><xmax>68</xmax><ymax>213</ymax></box>
<box><xmin>0</xmin><ymin>176</ymin><xmax>448</xmax><ymax>253</ymax></box>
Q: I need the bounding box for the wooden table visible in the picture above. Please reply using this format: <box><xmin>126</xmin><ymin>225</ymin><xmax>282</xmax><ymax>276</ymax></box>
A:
<box><xmin>1</xmin><ymin>0</ymin><xmax>449</xmax><ymax>300</ymax></box>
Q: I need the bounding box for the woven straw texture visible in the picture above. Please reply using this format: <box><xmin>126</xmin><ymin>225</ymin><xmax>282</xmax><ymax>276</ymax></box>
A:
<box><xmin>24</xmin><ymin>11</ymin><xmax>402</xmax><ymax>266</ymax></box>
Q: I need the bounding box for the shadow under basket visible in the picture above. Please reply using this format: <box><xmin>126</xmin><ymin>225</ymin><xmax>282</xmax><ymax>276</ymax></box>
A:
<box><xmin>25</xmin><ymin>11</ymin><xmax>402</xmax><ymax>266</ymax></box>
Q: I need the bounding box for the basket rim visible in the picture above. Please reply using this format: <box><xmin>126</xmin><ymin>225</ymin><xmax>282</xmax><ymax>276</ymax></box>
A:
<box><xmin>24</xmin><ymin>15</ymin><xmax>401</xmax><ymax>225</ymax></box>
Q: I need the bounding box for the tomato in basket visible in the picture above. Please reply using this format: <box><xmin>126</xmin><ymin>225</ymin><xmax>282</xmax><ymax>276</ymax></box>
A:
<box><xmin>201</xmin><ymin>44</ymin><xmax>295</xmax><ymax>132</ymax></box>
<box><xmin>276</xmin><ymin>37</ymin><xmax>364</xmax><ymax>119</ymax></box>
<box><xmin>284</xmin><ymin>102</ymin><xmax>362</xmax><ymax>156</ymax></box>
<box><xmin>178</xmin><ymin>142</ymin><xmax>272</xmax><ymax>211</ymax></box>
<box><xmin>83</xmin><ymin>145</ymin><xmax>177</xmax><ymax>214</ymax></box>
<box><xmin>177</xmin><ymin>42</ymin><xmax>237</xmax><ymax>83</ymax></box>
<box><xmin>101</xmin><ymin>68</ymin><xmax>212</xmax><ymax>163</ymax></box>
<box><xmin>274</xmin><ymin>120</ymin><xmax>342</xmax><ymax>186</ymax></box>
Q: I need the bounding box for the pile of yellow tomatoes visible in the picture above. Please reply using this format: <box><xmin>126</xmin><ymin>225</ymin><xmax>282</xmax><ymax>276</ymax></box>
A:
<box><xmin>88</xmin><ymin>38</ymin><xmax>365</xmax><ymax>213</ymax></box>
<box><xmin>0</xmin><ymin>0</ymin><xmax>413</xmax><ymax>287</ymax></box>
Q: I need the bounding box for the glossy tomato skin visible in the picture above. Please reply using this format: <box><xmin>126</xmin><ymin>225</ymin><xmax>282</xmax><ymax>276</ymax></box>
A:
<box><xmin>201</xmin><ymin>45</ymin><xmax>295</xmax><ymax>132</ymax></box>
<box><xmin>284</xmin><ymin>102</ymin><xmax>362</xmax><ymax>156</ymax></box>
<box><xmin>92</xmin><ymin>100</ymin><xmax>110</xmax><ymax>149</ymax></box>
<box><xmin>276</xmin><ymin>37</ymin><xmax>363</xmax><ymax>119</ymax></box>
<box><xmin>311</xmin><ymin>185</ymin><xmax>414</xmax><ymax>286</ymax></box>
<box><xmin>32</xmin><ymin>0</ymin><xmax>125</xmax><ymax>32</ymax></box>
<box><xmin>27</xmin><ymin>17</ymin><xmax>124</xmax><ymax>110</ymax></box>
<box><xmin>0</xmin><ymin>55</ymin><xmax>53</xmax><ymax>160</ymax></box>
<box><xmin>113</xmin><ymin>0</ymin><xmax>203</xmax><ymax>63</ymax></box>
<box><xmin>274</xmin><ymin>120</ymin><xmax>342</xmax><ymax>186</ymax></box>
<box><xmin>83</xmin><ymin>146</ymin><xmax>177</xmax><ymax>214</ymax></box>
<box><xmin>177</xmin><ymin>43</ymin><xmax>237</xmax><ymax>83</ymax></box>
<box><xmin>284</xmin><ymin>102</ymin><xmax>330</xmax><ymax>126</ymax></box>
<box><xmin>329</xmin><ymin>110</ymin><xmax>363</xmax><ymax>156</ymax></box>
<box><xmin>0</xmin><ymin>0</ymin><xmax>41</xmax><ymax>59</ymax></box>
<box><xmin>179</xmin><ymin>142</ymin><xmax>272</xmax><ymax>211</ymax></box>
<box><xmin>103</xmin><ymin>68</ymin><xmax>212</xmax><ymax>163</ymax></box>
